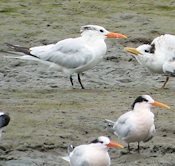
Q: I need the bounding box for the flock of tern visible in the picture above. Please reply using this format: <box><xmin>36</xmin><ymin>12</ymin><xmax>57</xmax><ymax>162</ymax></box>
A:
<box><xmin>1</xmin><ymin>24</ymin><xmax>174</xmax><ymax>165</ymax></box>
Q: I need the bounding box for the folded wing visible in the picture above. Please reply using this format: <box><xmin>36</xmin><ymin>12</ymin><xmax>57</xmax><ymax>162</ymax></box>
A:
<box><xmin>30</xmin><ymin>38</ymin><xmax>93</xmax><ymax>69</ymax></box>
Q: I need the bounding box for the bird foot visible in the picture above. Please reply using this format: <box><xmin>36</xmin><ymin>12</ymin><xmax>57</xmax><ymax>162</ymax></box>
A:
<box><xmin>120</xmin><ymin>150</ymin><xmax>132</xmax><ymax>155</ymax></box>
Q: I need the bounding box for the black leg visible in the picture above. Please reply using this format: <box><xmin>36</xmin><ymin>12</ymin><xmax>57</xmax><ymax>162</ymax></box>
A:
<box><xmin>77</xmin><ymin>73</ymin><xmax>85</xmax><ymax>89</ymax></box>
<box><xmin>137</xmin><ymin>142</ymin><xmax>140</xmax><ymax>153</ymax></box>
<box><xmin>161</xmin><ymin>76</ymin><xmax>169</xmax><ymax>89</ymax></box>
<box><xmin>70</xmin><ymin>75</ymin><xmax>74</xmax><ymax>87</ymax></box>
<box><xmin>127</xmin><ymin>143</ymin><xmax>131</xmax><ymax>153</ymax></box>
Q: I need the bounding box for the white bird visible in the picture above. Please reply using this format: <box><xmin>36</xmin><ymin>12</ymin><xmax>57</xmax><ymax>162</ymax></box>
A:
<box><xmin>6</xmin><ymin>25</ymin><xmax>127</xmax><ymax>89</ymax></box>
<box><xmin>62</xmin><ymin>136</ymin><xmax>123</xmax><ymax>166</ymax></box>
<box><xmin>0</xmin><ymin>112</ymin><xmax>10</xmax><ymax>139</ymax></box>
<box><xmin>105</xmin><ymin>95</ymin><xmax>170</xmax><ymax>153</ymax></box>
<box><xmin>124</xmin><ymin>34</ymin><xmax>175</xmax><ymax>88</ymax></box>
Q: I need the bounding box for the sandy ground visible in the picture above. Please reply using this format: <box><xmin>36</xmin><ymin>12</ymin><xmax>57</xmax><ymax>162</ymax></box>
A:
<box><xmin>0</xmin><ymin>0</ymin><xmax>175</xmax><ymax>165</ymax></box>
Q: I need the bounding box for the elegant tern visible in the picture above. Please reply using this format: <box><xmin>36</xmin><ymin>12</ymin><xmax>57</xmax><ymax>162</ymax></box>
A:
<box><xmin>6</xmin><ymin>25</ymin><xmax>127</xmax><ymax>89</ymax></box>
<box><xmin>0</xmin><ymin>112</ymin><xmax>10</xmax><ymax>139</ymax></box>
<box><xmin>125</xmin><ymin>34</ymin><xmax>175</xmax><ymax>88</ymax></box>
<box><xmin>105</xmin><ymin>95</ymin><xmax>170</xmax><ymax>153</ymax></box>
<box><xmin>62</xmin><ymin>136</ymin><xmax>123</xmax><ymax>166</ymax></box>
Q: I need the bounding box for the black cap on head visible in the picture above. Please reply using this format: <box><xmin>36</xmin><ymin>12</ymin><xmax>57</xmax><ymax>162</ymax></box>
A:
<box><xmin>0</xmin><ymin>114</ymin><xmax>10</xmax><ymax>128</ymax></box>
<box><xmin>150</xmin><ymin>43</ymin><xmax>155</xmax><ymax>53</ymax></box>
<box><xmin>90</xmin><ymin>138</ymin><xmax>99</xmax><ymax>144</ymax></box>
<box><xmin>131</xmin><ymin>96</ymin><xmax>148</xmax><ymax>110</ymax></box>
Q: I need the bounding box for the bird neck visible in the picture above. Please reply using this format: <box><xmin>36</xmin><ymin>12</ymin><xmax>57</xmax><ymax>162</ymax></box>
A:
<box><xmin>81</xmin><ymin>31</ymin><xmax>105</xmax><ymax>41</ymax></box>
<box><xmin>90</xmin><ymin>143</ymin><xmax>108</xmax><ymax>151</ymax></box>
<box><xmin>133</xmin><ymin>103</ymin><xmax>151</xmax><ymax>113</ymax></box>
<box><xmin>136</xmin><ymin>54</ymin><xmax>153</xmax><ymax>64</ymax></box>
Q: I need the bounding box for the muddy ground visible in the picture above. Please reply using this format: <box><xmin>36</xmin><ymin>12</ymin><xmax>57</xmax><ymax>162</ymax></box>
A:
<box><xmin>0</xmin><ymin>0</ymin><xmax>175</xmax><ymax>165</ymax></box>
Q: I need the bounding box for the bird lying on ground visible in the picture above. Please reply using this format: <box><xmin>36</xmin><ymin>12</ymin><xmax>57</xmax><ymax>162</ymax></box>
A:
<box><xmin>62</xmin><ymin>136</ymin><xmax>123</xmax><ymax>166</ymax></box>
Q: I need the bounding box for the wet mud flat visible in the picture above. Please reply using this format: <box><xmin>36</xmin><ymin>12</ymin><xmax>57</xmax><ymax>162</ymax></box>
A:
<box><xmin>0</xmin><ymin>0</ymin><xmax>175</xmax><ymax>166</ymax></box>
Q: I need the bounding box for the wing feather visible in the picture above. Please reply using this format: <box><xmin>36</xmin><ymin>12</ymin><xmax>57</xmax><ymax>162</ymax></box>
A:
<box><xmin>163</xmin><ymin>60</ymin><xmax>175</xmax><ymax>76</ymax></box>
<box><xmin>152</xmin><ymin>34</ymin><xmax>175</xmax><ymax>61</ymax></box>
<box><xmin>113</xmin><ymin>111</ymin><xmax>133</xmax><ymax>139</ymax></box>
<box><xmin>30</xmin><ymin>38</ymin><xmax>93</xmax><ymax>69</ymax></box>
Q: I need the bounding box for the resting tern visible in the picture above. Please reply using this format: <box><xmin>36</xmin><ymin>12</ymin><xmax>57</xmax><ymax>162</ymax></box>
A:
<box><xmin>0</xmin><ymin>112</ymin><xmax>10</xmax><ymax>139</ymax></box>
<box><xmin>125</xmin><ymin>34</ymin><xmax>175</xmax><ymax>88</ymax></box>
<box><xmin>105</xmin><ymin>95</ymin><xmax>170</xmax><ymax>153</ymax></box>
<box><xmin>62</xmin><ymin>136</ymin><xmax>123</xmax><ymax>166</ymax></box>
<box><xmin>6</xmin><ymin>25</ymin><xmax>127</xmax><ymax>89</ymax></box>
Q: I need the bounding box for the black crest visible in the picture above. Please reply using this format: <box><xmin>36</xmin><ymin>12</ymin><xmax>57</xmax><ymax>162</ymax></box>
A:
<box><xmin>0</xmin><ymin>114</ymin><xmax>10</xmax><ymax>128</ymax></box>
<box><xmin>90</xmin><ymin>138</ymin><xmax>103</xmax><ymax>144</ymax></box>
<box><xmin>131</xmin><ymin>96</ymin><xmax>148</xmax><ymax>109</ymax></box>
<box><xmin>81</xmin><ymin>26</ymin><xmax>96</xmax><ymax>32</ymax></box>
<box><xmin>150</xmin><ymin>43</ymin><xmax>155</xmax><ymax>53</ymax></box>
<box><xmin>90</xmin><ymin>139</ymin><xmax>99</xmax><ymax>144</ymax></box>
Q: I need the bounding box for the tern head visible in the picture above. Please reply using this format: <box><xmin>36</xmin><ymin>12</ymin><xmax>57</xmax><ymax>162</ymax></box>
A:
<box><xmin>131</xmin><ymin>95</ymin><xmax>170</xmax><ymax>110</ymax></box>
<box><xmin>124</xmin><ymin>44</ymin><xmax>156</xmax><ymax>57</ymax></box>
<box><xmin>0</xmin><ymin>112</ymin><xmax>10</xmax><ymax>129</ymax></box>
<box><xmin>90</xmin><ymin>136</ymin><xmax>123</xmax><ymax>149</ymax></box>
<box><xmin>80</xmin><ymin>25</ymin><xmax>127</xmax><ymax>39</ymax></box>
<box><xmin>124</xmin><ymin>44</ymin><xmax>159</xmax><ymax>70</ymax></box>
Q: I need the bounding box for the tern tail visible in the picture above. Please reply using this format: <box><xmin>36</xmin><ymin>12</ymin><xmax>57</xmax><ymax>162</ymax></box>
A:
<box><xmin>67</xmin><ymin>144</ymin><xmax>74</xmax><ymax>155</ymax></box>
<box><xmin>5</xmin><ymin>43</ymin><xmax>31</xmax><ymax>55</ymax></box>
<box><xmin>61</xmin><ymin>156</ymin><xmax>70</xmax><ymax>162</ymax></box>
<box><xmin>104</xmin><ymin>119</ymin><xmax>115</xmax><ymax>133</ymax></box>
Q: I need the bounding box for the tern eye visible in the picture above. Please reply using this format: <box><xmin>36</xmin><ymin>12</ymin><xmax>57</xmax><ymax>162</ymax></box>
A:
<box><xmin>100</xmin><ymin>29</ymin><xmax>104</xmax><ymax>33</ymax></box>
<box><xmin>145</xmin><ymin>50</ymin><xmax>149</xmax><ymax>53</ymax></box>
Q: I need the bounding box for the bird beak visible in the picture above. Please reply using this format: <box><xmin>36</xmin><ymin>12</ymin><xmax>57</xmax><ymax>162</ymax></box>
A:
<box><xmin>151</xmin><ymin>101</ymin><xmax>170</xmax><ymax>109</ymax></box>
<box><xmin>124</xmin><ymin>47</ymin><xmax>142</xmax><ymax>55</ymax></box>
<box><xmin>106</xmin><ymin>32</ymin><xmax>127</xmax><ymax>39</ymax></box>
<box><xmin>107</xmin><ymin>141</ymin><xmax>124</xmax><ymax>148</ymax></box>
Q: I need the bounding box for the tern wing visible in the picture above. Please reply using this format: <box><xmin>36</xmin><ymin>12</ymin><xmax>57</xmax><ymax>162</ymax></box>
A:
<box><xmin>143</xmin><ymin>124</ymin><xmax>155</xmax><ymax>142</ymax></box>
<box><xmin>113</xmin><ymin>111</ymin><xmax>133</xmax><ymax>139</ymax></box>
<box><xmin>152</xmin><ymin>34</ymin><xmax>175</xmax><ymax>61</ymax></box>
<box><xmin>104</xmin><ymin>119</ymin><xmax>115</xmax><ymax>133</ymax></box>
<box><xmin>30</xmin><ymin>38</ymin><xmax>93</xmax><ymax>69</ymax></box>
<box><xmin>163</xmin><ymin>60</ymin><xmax>175</xmax><ymax>76</ymax></box>
<box><xmin>69</xmin><ymin>145</ymin><xmax>88</xmax><ymax>166</ymax></box>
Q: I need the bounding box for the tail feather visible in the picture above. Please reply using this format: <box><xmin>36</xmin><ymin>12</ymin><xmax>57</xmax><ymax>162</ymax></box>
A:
<box><xmin>67</xmin><ymin>144</ymin><xmax>74</xmax><ymax>155</ymax></box>
<box><xmin>61</xmin><ymin>145</ymin><xmax>74</xmax><ymax>163</ymax></box>
<box><xmin>104</xmin><ymin>119</ymin><xmax>115</xmax><ymax>126</ymax></box>
<box><xmin>4</xmin><ymin>43</ymin><xmax>61</xmax><ymax>69</ymax></box>
<box><xmin>5</xmin><ymin>43</ymin><xmax>40</xmax><ymax>60</ymax></box>
<box><xmin>61</xmin><ymin>156</ymin><xmax>70</xmax><ymax>162</ymax></box>
<box><xmin>5</xmin><ymin>43</ymin><xmax>31</xmax><ymax>55</ymax></box>
<box><xmin>104</xmin><ymin>119</ymin><xmax>115</xmax><ymax>133</ymax></box>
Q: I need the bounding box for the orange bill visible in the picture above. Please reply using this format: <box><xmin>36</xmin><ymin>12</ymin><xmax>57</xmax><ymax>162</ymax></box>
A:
<box><xmin>106</xmin><ymin>32</ymin><xmax>127</xmax><ymax>39</ymax></box>
<box><xmin>107</xmin><ymin>140</ymin><xmax>124</xmax><ymax>148</ymax></box>
<box><xmin>124</xmin><ymin>47</ymin><xmax>142</xmax><ymax>55</ymax></box>
<box><xmin>151</xmin><ymin>101</ymin><xmax>170</xmax><ymax>109</ymax></box>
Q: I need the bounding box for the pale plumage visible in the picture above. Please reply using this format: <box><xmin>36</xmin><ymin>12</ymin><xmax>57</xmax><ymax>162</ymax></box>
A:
<box><xmin>6</xmin><ymin>25</ymin><xmax>127</xmax><ymax>89</ymax></box>
<box><xmin>62</xmin><ymin>136</ymin><xmax>123</xmax><ymax>166</ymax></box>
<box><xmin>125</xmin><ymin>34</ymin><xmax>175</xmax><ymax>88</ymax></box>
<box><xmin>105</xmin><ymin>95</ymin><xmax>170</xmax><ymax>152</ymax></box>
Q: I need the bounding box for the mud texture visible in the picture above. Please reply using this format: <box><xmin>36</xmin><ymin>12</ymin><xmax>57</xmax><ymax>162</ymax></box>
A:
<box><xmin>0</xmin><ymin>0</ymin><xmax>175</xmax><ymax>166</ymax></box>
